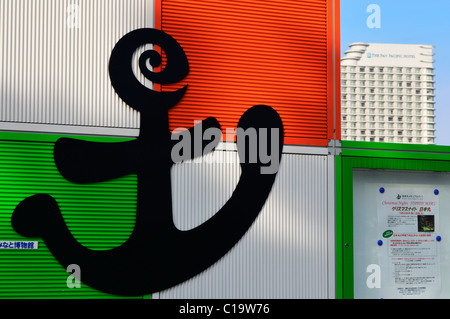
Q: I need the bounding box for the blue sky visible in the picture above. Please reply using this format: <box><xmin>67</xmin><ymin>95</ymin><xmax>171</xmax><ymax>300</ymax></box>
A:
<box><xmin>340</xmin><ymin>0</ymin><xmax>450</xmax><ymax>145</ymax></box>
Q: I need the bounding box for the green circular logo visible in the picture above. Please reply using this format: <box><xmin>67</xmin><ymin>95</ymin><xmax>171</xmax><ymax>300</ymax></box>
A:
<box><xmin>383</xmin><ymin>230</ymin><xmax>394</xmax><ymax>238</ymax></box>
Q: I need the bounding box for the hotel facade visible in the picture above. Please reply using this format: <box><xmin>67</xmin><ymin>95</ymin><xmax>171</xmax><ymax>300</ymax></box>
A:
<box><xmin>341</xmin><ymin>43</ymin><xmax>436</xmax><ymax>144</ymax></box>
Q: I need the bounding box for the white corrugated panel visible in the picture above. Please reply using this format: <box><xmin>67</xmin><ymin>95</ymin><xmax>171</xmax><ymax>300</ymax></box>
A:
<box><xmin>163</xmin><ymin>148</ymin><xmax>330</xmax><ymax>298</ymax></box>
<box><xmin>0</xmin><ymin>0</ymin><xmax>153</xmax><ymax>131</ymax></box>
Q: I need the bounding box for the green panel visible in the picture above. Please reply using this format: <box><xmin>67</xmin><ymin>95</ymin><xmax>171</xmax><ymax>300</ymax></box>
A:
<box><xmin>341</xmin><ymin>140</ymin><xmax>450</xmax><ymax>161</ymax></box>
<box><xmin>0</xmin><ymin>132</ymin><xmax>144</xmax><ymax>299</ymax></box>
<box><xmin>338</xmin><ymin>143</ymin><xmax>450</xmax><ymax>299</ymax></box>
<box><xmin>341</xmin><ymin>140</ymin><xmax>450</xmax><ymax>154</ymax></box>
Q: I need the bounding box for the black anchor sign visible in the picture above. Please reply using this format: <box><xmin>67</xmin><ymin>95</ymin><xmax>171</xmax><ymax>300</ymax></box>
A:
<box><xmin>11</xmin><ymin>28</ymin><xmax>284</xmax><ymax>296</ymax></box>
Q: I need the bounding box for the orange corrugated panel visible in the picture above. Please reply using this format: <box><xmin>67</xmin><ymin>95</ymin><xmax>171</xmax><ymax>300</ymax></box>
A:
<box><xmin>158</xmin><ymin>0</ymin><xmax>338</xmax><ymax>146</ymax></box>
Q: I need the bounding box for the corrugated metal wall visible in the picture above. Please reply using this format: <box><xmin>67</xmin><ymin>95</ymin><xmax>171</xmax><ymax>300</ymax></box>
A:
<box><xmin>159</xmin><ymin>148</ymin><xmax>331</xmax><ymax>298</ymax></box>
<box><xmin>159</xmin><ymin>0</ymin><xmax>335</xmax><ymax>146</ymax></box>
<box><xmin>0</xmin><ymin>133</ymin><xmax>141</xmax><ymax>298</ymax></box>
<box><xmin>0</xmin><ymin>0</ymin><xmax>153</xmax><ymax>131</ymax></box>
<box><xmin>0</xmin><ymin>1</ymin><xmax>338</xmax><ymax>299</ymax></box>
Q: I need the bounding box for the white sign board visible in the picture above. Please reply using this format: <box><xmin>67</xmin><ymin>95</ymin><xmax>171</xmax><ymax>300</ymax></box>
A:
<box><xmin>377</xmin><ymin>187</ymin><xmax>440</xmax><ymax>298</ymax></box>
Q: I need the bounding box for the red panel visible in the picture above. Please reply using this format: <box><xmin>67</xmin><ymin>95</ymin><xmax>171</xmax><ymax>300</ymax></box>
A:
<box><xmin>156</xmin><ymin>0</ymin><xmax>339</xmax><ymax>146</ymax></box>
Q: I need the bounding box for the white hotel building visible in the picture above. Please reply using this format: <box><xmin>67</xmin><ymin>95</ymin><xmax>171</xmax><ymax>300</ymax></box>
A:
<box><xmin>341</xmin><ymin>43</ymin><xmax>436</xmax><ymax>144</ymax></box>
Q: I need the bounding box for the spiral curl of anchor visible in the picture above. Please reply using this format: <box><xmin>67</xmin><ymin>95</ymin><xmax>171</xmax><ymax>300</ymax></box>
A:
<box><xmin>108</xmin><ymin>28</ymin><xmax>189</xmax><ymax>111</ymax></box>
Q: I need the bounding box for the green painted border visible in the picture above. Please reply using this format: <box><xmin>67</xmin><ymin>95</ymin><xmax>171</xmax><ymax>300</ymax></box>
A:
<box><xmin>338</xmin><ymin>141</ymin><xmax>450</xmax><ymax>299</ymax></box>
<box><xmin>341</xmin><ymin>140</ymin><xmax>450</xmax><ymax>154</ymax></box>
<box><xmin>341</xmin><ymin>140</ymin><xmax>450</xmax><ymax>161</ymax></box>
